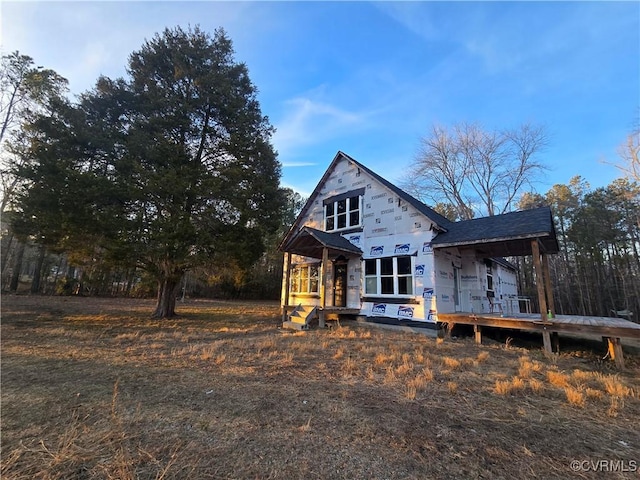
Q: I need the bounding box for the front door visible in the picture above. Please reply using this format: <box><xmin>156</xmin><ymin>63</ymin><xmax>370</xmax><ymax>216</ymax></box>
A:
<box><xmin>333</xmin><ymin>263</ymin><xmax>347</xmax><ymax>307</ymax></box>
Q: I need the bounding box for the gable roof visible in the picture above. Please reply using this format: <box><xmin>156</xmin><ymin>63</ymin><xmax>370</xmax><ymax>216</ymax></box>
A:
<box><xmin>431</xmin><ymin>206</ymin><xmax>559</xmax><ymax>257</ymax></box>
<box><xmin>281</xmin><ymin>226</ymin><xmax>362</xmax><ymax>259</ymax></box>
<box><xmin>279</xmin><ymin>151</ymin><xmax>452</xmax><ymax>250</ymax></box>
<box><xmin>279</xmin><ymin>152</ymin><xmax>559</xmax><ymax>259</ymax></box>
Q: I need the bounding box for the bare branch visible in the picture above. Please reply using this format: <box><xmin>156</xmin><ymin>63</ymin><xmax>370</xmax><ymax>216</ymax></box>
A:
<box><xmin>404</xmin><ymin>122</ymin><xmax>548</xmax><ymax>217</ymax></box>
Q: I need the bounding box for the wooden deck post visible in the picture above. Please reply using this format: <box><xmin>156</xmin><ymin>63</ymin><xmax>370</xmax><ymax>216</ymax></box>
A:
<box><xmin>319</xmin><ymin>247</ymin><xmax>329</xmax><ymax>328</ymax></box>
<box><xmin>542</xmin><ymin>329</ymin><xmax>552</xmax><ymax>354</ymax></box>
<box><xmin>474</xmin><ymin>324</ymin><xmax>482</xmax><ymax>344</ymax></box>
<box><xmin>531</xmin><ymin>239</ymin><xmax>548</xmax><ymax>322</ymax></box>
<box><xmin>606</xmin><ymin>337</ymin><xmax>625</xmax><ymax>370</ymax></box>
<box><xmin>532</xmin><ymin>239</ymin><xmax>552</xmax><ymax>354</ymax></box>
<box><xmin>282</xmin><ymin>252</ymin><xmax>292</xmax><ymax>323</ymax></box>
<box><xmin>551</xmin><ymin>332</ymin><xmax>560</xmax><ymax>353</ymax></box>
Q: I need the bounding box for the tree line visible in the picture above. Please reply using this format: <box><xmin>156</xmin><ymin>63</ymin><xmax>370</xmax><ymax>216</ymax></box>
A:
<box><xmin>2</xmin><ymin>27</ymin><xmax>637</xmax><ymax>320</ymax></box>
<box><xmin>517</xmin><ymin>176</ymin><xmax>639</xmax><ymax>319</ymax></box>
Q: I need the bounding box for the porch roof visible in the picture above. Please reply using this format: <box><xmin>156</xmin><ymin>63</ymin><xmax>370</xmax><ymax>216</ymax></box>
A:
<box><xmin>281</xmin><ymin>226</ymin><xmax>363</xmax><ymax>259</ymax></box>
<box><xmin>431</xmin><ymin>206</ymin><xmax>559</xmax><ymax>257</ymax></box>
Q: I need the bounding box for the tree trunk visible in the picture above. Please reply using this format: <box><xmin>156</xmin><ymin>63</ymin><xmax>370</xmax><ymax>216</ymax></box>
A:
<box><xmin>30</xmin><ymin>245</ymin><xmax>46</xmax><ymax>294</ymax></box>
<box><xmin>125</xmin><ymin>269</ymin><xmax>135</xmax><ymax>297</ymax></box>
<box><xmin>1</xmin><ymin>231</ymin><xmax>14</xmax><ymax>276</ymax></box>
<box><xmin>51</xmin><ymin>255</ymin><xmax>64</xmax><ymax>294</ymax></box>
<box><xmin>9</xmin><ymin>241</ymin><xmax>25</xmax><ymax>291</ymax></box>
<box><xmin>153</xmin><ymin>276</ymin><xmax>181</xmax><ymax>318</ymax></box>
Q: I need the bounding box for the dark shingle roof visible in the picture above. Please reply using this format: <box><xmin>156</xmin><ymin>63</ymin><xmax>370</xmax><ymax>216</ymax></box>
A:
<box><xmin>282</xmin><ymin>226</ymin><xmax>362</xmax><ymax>258</ymax></box>
<box><xmin>431</xmin><ymin>206</ymin><xmax>559</xmax><ymax>256</ymax></box>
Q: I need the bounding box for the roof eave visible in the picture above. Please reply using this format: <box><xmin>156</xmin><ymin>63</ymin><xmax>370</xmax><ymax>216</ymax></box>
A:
<box><xmin>433</xmin><ymin>232</ymin><xmax>555</xmax><ymax>250</ymax></box>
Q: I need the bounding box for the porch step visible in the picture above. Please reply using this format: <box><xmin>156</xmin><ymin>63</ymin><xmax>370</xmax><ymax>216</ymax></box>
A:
<box><xmin>283</xmin><ymin>305</ymin><xmax>318</xmax><ymax>330</ymax></box>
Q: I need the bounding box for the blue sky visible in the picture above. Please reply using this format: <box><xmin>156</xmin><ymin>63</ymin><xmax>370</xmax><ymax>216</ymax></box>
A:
<box><xmin>2</xmin><ymin>1</ymin><xmax>638</xmax><ymax>199</ymax></box>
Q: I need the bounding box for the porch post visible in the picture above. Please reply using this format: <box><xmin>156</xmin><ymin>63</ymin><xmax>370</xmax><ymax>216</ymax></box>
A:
<box><xmin>541</xmin><ymin>252</ymin><xmax>555</xmax><ymax>317</ymax></box>
<box><xmin>531</xmin><ymin>239</ymin><xmax>548</xmax><ymax>321</ymax></box>
<box><xmin>319</xmin><ymin>247</ymin><xmax>329</xmax><ymax>328</ymax></box>
<box><xmin>282</xmin><ymin>252</ymin><xmax>292</xmax><ymax>323</ymax></box>
<box><xmin>531</xmin><ymin>239</ymin><xmax>552</xmax><ymax>354</ymax></box>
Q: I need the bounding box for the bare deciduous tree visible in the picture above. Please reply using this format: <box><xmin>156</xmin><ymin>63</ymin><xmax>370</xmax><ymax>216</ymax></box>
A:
<box><xmin>404</xmin><ymin>122</ymin><xmax>548</xmax><ymax>218</ymax></box>
<box><xmin>0</xmin><ymin>51</ymin><xmax>68</xmax><ymax>214</ymax></box>
<box><xmin>614</xmin><ymin>126</ymin><xmax>640</xmax><ymax>183</ymax></box>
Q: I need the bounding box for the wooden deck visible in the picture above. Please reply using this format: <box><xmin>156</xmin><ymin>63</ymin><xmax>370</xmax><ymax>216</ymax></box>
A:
<box><xmin>437</xmin><ymin>312</ymin><xmax>640</xmax><ymax>369</ymax></box>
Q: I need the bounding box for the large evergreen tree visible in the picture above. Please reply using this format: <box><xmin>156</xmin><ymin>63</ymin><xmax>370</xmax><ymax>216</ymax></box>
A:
<box><xmin>15</xmin><ymin>26</ymin><xmax>284</xmax><ymax>317</ymax></box>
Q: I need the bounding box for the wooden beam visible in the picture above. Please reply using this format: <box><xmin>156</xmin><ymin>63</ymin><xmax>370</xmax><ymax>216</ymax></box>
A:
<box><xmin>282</xmin><ymin>252</ymin><xmax>292</xmax><ymax>323</ymax></box>
<box><xmin>606</xmin><ymin>337</ymin><xmax>625</xmax><ymax>370</ymax></box>
<box><xmin>474</xmin><ymin>324</ymin><xmax>482</xmax><ymax>344</ymax></box>
<box><xmin>532</xmin><ymin>239</ymin><xmax>552</xmax><ymax>354</ymax></box>
<box><xmin>318</xmin><ymin>247</ymin><xmax>330</xmax><ymax>329</ymax></box>
<box><xmin>542</xmin><ymin>329</ymin><xmax>553</xmax><ymax>354</ymax></box>
<box><xmin>541</xmin><ymin>252</ymin><xmax>555</xmax><ymax>317</ymax></box>
<box><xmin>531</xmin><ymin>239</ymin><xmax>548</xmax><ymax>324</ymax></box>
<box><xmin>320</xmin><ymin>247</ymin><xmax>328</xmax><ymax>310</ymax></box>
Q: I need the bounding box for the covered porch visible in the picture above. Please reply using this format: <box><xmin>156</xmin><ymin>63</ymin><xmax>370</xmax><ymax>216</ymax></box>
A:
<box><xmin>431</xmin><ymin>207</ymin><xmax>637</xmax><ymax>368</ymax></box>
<box><xmin>280</xmin><ymin>226</ymin><xmax>362</xmax><ymax>329</ymax></box>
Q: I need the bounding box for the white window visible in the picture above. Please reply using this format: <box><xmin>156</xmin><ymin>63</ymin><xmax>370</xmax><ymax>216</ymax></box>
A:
<box><xmin>325</xmin><ymin>195</ymin><xmax>361</xmax><ymax>232</ymax></box>
<box><xmin>291</xmin><ymin>264</ymin><xmax>319</xmax><ymax>294</ymax></box>
<box><xmin>486</xmin><ymin>264</ymin><xmax>494</xmax><ymax>293</ymax></box>
<box><xmin>364</xmin><ymin>256</ymin><xmax>413</xmax><ymax>296</ymax></box>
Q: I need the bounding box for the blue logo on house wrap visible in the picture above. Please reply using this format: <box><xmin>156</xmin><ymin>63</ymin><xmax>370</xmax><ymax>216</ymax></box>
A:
<box><xmin>422</xmin><ymin>288</ymin><xmax>434</xmax><ymax>299</ymax></box>
<box><xmin>372</xmin><ymin>303</ymin><xmax>386</xmax><ymax>315</ymax></box>
<box><xmin>394</xmin><ymin>243</ymin><xmax>410</xmax><ymax>254</ymax></box>
<box><xmin>398</xmin><ymin>306</ymin><xmax>414</xmax><ymax>318</ymax></box>
<box><xmin>370</xmin><ymin>246</ymin><xmax>384</xmax><ymax>256</ymax></box>
<box><xmin>348</xmin><ymin>234</ymin><xmax>361</xmax><ymax>245</ymax></box>
<box><xmin>422</xmin><ymin>242</ymin><xmax>433</xmax><ymax>254</ymax></box>
<box><xmin>415</xmin><ymin>264</ymin><xmax>425</xmax><ymax>276</ymax></box>
<box><xmin>427</xmin><ymin>309</ymin><xmax>438</xmax><ymax>321</ymax></box>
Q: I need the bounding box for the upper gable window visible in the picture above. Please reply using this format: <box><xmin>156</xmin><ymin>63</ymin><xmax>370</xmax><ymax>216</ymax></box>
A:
<box><xmin>324</xmin><ymin>188</ymin><xmax>364</xmax><ymax>232</ymax></box>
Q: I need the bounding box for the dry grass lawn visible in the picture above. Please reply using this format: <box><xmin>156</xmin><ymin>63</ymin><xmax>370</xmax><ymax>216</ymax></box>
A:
<box><xmin>2</xmin><ymin>295</ymin><xmax>639</xmax><ymax>479</ymax></box>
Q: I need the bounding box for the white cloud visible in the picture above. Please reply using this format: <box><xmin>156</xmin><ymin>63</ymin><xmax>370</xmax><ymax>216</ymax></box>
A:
<box><xmin>273</xmin><ymin>96</ymin><xmax>367</xmax><ymax>157</ymax></box>
<box><xmin>373</xmin><ymin>3</ymin><xmax>438</xmax><ymax>42</ymax></box>
<box><xmin>1</xmin><ymin>1</ymin><xmax>270</xmax><ymax>95</ymax></box>
<box><xmin>281</xmin><ymin>161</ymin><xmax>317</xmax><ymax>168</ymax></box>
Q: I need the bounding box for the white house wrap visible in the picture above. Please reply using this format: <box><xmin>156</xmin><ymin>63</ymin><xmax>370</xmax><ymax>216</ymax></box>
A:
<box><xmin>280</xmin><ymin>152</ymin><xmax>557</xmax><ymax>330</ymax></box>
